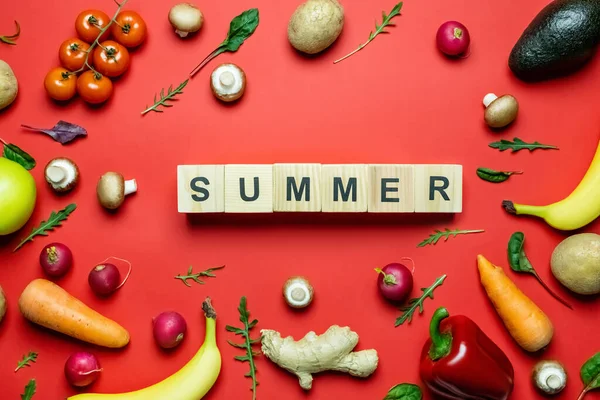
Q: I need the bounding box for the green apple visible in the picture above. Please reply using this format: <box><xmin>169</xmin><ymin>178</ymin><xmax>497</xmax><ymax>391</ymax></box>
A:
<box><xmin>0</xmin><ymin>157</ymin><xmax>36</xmax><ymax>235</ymax></box>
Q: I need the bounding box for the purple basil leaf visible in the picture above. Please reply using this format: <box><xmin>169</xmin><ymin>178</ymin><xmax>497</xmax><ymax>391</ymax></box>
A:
<box><xmin>21</xmin><ymin>121</ymin><xmax>87</xmax><ymax>144</ymax></box>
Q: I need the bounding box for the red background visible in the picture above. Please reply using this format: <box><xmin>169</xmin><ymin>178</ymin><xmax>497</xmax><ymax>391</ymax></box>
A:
<box><xmin>1</xmin><ymin>0</ymin><xmax>600</xmax><ymax>398</ymax></box>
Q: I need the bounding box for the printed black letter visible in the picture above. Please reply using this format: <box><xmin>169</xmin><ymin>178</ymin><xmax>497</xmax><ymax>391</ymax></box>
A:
<box><xmin>429</xmin><ymin>176</ymin><xmax>450</xmax><ymax>201</ymax></box>
<box><xmin>333</xmin><ymin>177</ymin><xmax>357</xmax><ymax>202</ymax></box>
<box><xmin>190</xmin><ymin>177</ymin><xmax>210</xmax><ymax>202</ymax></box>
<box><xmin>287</xmin><ymin>177</ymin><xmax>310</xmax><ymax>201</ymax></box>
<box><xmin>240</xmin><ymin>177</ymin><xmax>260</xmax><ymax>201</ymax></box>
<box><xmin>381</xmin><ymin>178</ymin><xmax>400</xmax><ymax>203</ymax></box>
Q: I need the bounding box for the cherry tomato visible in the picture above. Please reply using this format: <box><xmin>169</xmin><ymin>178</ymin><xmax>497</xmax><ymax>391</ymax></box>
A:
<box><xmin>58</xmin><ymin>38</ymin><xmax>91</xmax><ymax>71</ymax></box>
<box><xmin>75</xmin><ymin>9</ymin><xmax>111</xmax><ymax>43</ymax></box>
<box><xmin>92</xmin><ymin>41</ymin><xmax>130</xmax><ymax>77</ymax></box>
<box><xmin>44</xmin><ymin>67</ymin><xmax>78</xmax><ymax>101</ymax></box>
<box><xmin>111</xmin><ymin>10</ymin><xmax>147</xmax><ymax>48</ymax></box>
<box><xmin>76</xmin><ymin>71</ymin><xmax>113</xmax><ymax>104</ymax></box>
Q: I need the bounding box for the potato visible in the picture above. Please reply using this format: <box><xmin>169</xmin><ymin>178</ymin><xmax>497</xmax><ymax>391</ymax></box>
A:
<box><xmin>288</xmin><ymin>0</ymin><xmax>344</xmax><ymax>54</ymax></box>
<box><xmin>551</xmin><ymin>233</ymin><xmax>600</xmax><ymax>295</ymax></box>
<box><xmin>0</xmin><ymin>285</ymin><xmax>6</xmax><ymax>324</ymax></box>
<box><xmin>0</xmin><ymin>60</ymin><xmax>17</xmax><ymax>111</ymax></box>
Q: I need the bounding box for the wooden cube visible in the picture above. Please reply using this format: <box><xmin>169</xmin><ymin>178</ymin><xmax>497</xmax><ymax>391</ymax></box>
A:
<box><xmin>321</xmin><ymin>165</ymin><xmax>368</xmax><ymax>212</ymax></box>
<box><xmin>177</xmin><ymin>165</ymin><xmax>225</xmax><ymax>213</ymax></box>
<box><xmin>368</xmin><ymin>164</ymin><xmax>415</xmax><ymax>213</ymax></box>
<box><xmin>225</xmin><ymin>165</ymin><xmax>273</xmax><ymax>213</ymax></box>
<box><xmin>414</xmin><ymin>165</ymin><xmax>462</xmax><ymax>213</ymax></box>
<box><xmin>273</xmin><ymin>164</ymin><xmax>322</xmax><ymax>212</ymax></box>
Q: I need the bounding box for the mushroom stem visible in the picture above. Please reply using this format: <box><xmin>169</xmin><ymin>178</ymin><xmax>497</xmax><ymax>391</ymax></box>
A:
<box><xmin>483</xmin><ymin>93</ymin><xmax>498</xmax><ymax>107</ymax></box>
<box><xmin>546</xmin><ymin>374</ymin><xmax>562</xmax><ymax>390</ymax></box>
<box><xmin>124</xmin><ymin>179</ymin><xmax>138</xmax><ymax>196</ymax></box>
<box><xmin>175</xmin><ymin>30</ymin><xmax>189</xmax><ymax>38</ymax></box>
<box><xmin>46</xmin><ymin>166</ymin><xmax>67</xmax><ymax>184</ymax></box>
<box><xmin>219</xmin><ymin>71</ymin><xmax>235</xmax><ymax>87</ymax></box>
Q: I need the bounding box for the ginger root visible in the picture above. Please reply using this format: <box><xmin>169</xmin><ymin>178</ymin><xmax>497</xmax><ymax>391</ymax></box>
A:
<box><xmin>260</xmin><ymin>325</ymin><xmax>378</xmax><ymax>390</ymax></box>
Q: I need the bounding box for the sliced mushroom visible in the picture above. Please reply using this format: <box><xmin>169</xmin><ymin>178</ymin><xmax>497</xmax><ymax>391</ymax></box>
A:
<box><xmin>210</xmin><ymin>63</ymin><xmax>246</xmax><ymax>102</ymax></box>
<box><xmin>283</xmin><ymin>276</ymin><xmax>314</xmax><ymax>309</ymax></box>
<box><xmin>169</xmin><ymin>3</ymin><xmax>203</xmax><ymax>38</ymax></box>
<box><xmin>532</xmin><ymin>360</ymin><xmax>567</xmax><ymax>395</ymax></box>
<box><xmin>45</xmin><ymin>157</ymin><xmax>79</xmax><ymax>193</ymax></box>
<box><xmin>483</xmin><ymin>93</ymin><xmax>519</xmax><ymax>128</ymax></box>
<box><xmin>96</xmin><ymin>172</ymin><xmax>137</xmax><ymax>210</ymax></box>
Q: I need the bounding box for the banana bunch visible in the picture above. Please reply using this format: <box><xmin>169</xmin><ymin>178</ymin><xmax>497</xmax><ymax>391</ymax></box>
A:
<box><xmin>503</xmin><ymin>139</ymin><xmax>600</xmax><ymax>231</ymax></box>
<box><xmin>68</xmin><ymin>298</ymin><xmax>221</xmax><ymax>400</ymax></box>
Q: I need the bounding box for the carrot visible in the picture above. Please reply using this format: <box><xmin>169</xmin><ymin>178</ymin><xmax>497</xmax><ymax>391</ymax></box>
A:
<box><xmin>18</xmin><ymin>279</ymin><xmax>130</xmax><ymax>348</ymax></box>
<box><xmin>477</xmin><ymin>254</ymin><xmax>553</xmax><ymax>352</ymax></box>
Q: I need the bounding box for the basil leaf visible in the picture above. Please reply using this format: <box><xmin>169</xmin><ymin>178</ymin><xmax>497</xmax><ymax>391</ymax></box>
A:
<box><xmin>507</xmin><ymin>232</ymin><xmax>534</xmax><ymax>273</ymax></box>
<box><xmin>2</xmin><ymin>143</ymin><xmax>35</xmax><ymax>170</ymax></box>
<box><xmin>221</xmin><ymin>8</ymin><xmax>259</xmax><ymax>52</ymax></box>
<box><xmin>383</xmin><ymin>383</ymin><xmax>422</xmax><ymax>400</ymax></box>
<box><xmin>581</xmin><ymin>353</ymin><xmax>600</xmax><ymax>389</ymax></box>
<box><xmin>21</xmin><ymin>120</ymin><xmax>87</xmax><ymax>144</ymax></box>
<box><xmin>476</xmin><ymin>167</ymin><xmax>516</xmax><ymax>183</ymax></box>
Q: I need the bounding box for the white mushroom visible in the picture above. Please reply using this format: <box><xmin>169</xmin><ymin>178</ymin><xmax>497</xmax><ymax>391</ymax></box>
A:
<box><xmin>169</xmin><ymin>3</ymin><xmax>204</xmax><ymax>38</ymax></box>
<box><xmin>532</xmin><ymin>360</ymin><xmax>567</xmax><ymax>395</ymax></box>
<box><xmin>96</xmin><ymin>172</ymin><xmax>137</xmax><ymax>210</ymax></box>
<box><xmin>210</xmin><ymin>63</ymin><xmax>246</xmax><ymax>102</ymax></box>
<box><xmin>283</xmin><ymin>277</ymin><xmax>314</xmax><ymax>309</ymax></box>
<box><xmin>44</xmin><ymin>157</ymin><xmax>79</xmax><ymax>193</ymax></box>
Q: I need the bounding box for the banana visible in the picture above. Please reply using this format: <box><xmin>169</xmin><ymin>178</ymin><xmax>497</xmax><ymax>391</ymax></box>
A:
<box><xmin>502</xmin><ymin>139</ymin><xmax>600</xmax><ymax>231</ymax></box>
<box><xmin>68</xmin><ymin>298</ymin><xmax>221</xmax><ymax>400</ymax></box>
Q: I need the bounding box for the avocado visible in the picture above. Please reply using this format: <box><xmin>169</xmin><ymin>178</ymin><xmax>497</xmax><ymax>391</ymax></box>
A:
<box><xmin>509</xmin><ymin>0</ymin><xmax>600</xmax><ymax>81</ymax></box>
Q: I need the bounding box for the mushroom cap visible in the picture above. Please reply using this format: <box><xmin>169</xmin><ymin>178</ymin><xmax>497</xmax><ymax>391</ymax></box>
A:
<box><xmin>210</xmin><ymin>63</ymin><xmax>246</xmax><ymax>102</ymax></box>
<box><xmin>283</xmin><ymin>276</ymin><xmax>314</xmax><ymax>309</ymax></box>
<box><xmin>97</xmin><ymin>172</ymin><xmax>125</xmax><ymax>210</ymax></box>
<box><xmin>169</xmin><ymin>3</ymin><xmax>204</xmax><ymax>34</ymax></box>
<box><xmin>44</xmin><ymin>157</ymin><xmax>79</xmax><ymax>193</ymax></box>
<box><xmin>484</xmin><ymin>94</ymin><xmax>518</xmax><ymax>128</ymax></box>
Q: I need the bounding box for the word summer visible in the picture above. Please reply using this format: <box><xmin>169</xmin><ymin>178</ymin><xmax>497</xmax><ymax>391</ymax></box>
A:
<box><xmin>177</xmin><ymin>164</ymin><xmax>463</xmax><ymax>213</ymax></box>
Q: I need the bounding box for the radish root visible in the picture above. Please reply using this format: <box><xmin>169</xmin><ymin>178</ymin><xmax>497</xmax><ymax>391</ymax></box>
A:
<box><xmin>260</xmin><ymin>325</ymin><xmax>378</xmax><ymax>390</ymax></box>
<box><xmin>99</xmin><ymin>256</ymin><xmax>132</xmax><ymax>290</ymax></box>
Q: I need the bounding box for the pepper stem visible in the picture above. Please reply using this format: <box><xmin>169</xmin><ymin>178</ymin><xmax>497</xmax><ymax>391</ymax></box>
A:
<box><xmin>428</xmin><ymin>307</ymin><xmax>453</xmax><ymax>361</ymax></box>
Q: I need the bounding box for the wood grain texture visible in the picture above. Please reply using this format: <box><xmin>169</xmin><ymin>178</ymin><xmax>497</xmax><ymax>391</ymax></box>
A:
<box><xmin>321</xmin><ymin>165</ymin><xmax>369</xmax><ymax>213</ymax></box>
<box><xmin>225</xmin><ymin>165</ymin><xmax>273</xmax><ymax>213</ymax></box>
<box><xmin>414</xmin><ymin>165</ymin><xmax>463</xmax><ymax>213</ymax></box>
<box><xmin>273</xmin><ymin>164</ymin><xmax>322</xmax><ymax>212</ymax></box>
<box><xmin>368</xmin><ymin>164</ymin><xmax>415</xmax><ymax>213</ymax></box>
<box><xmin>177</xmin><ymin>165</ymin><xmax>225</xmax><ymax>213</ymax></box>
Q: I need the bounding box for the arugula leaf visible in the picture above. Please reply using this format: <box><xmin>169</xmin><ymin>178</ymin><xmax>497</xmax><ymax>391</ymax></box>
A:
<box><xmin>507</xmin><ymin>232</ymin><xmax>572</xmax><ymax>309</ymax></box>
<box><xmin>190</xmin><ymin>9</ymin><xmax>259</xmax><ymax>77</ymax></box>
<box><xmin>334</xmin><ymin>2</ymin><xmax>403</xmax><ymax>64</ymax></box>
<box><xmin>579</xmin><ymin>353</ymin><xmax>600</xmax><ymax>399</ymax></box>
<box><xmin>21</xmin><ymin>379</ymin><xmax>36</xmax><ymax>400</ymax></box>
<box><xmin>225</xmin><ymin>296</ymin><xmax>260</xmax><ymax>400</ymax></box>
<box><xmin>489</xmin><ymin>137</ymin><xmax>558</xmax><ymax>153</ymax></box>
<box><xmin>14</xmin><ymin>204</ymin><xmax>77</xmax><ymax>252</ymax></box>
<box><xmin>21</xmin><ymin>121</ymin><xmax>87</xmax><ymax>145</ymax></box>
<box><xmin>1</xmin><ymin>141</ymin><xmax>36</xmax><ymax>170</ymax></box>
<box><xmin>141</xmin><ymin>79</ymin><xmax>189</xmax><ymax>115</ymax></box>
<box><xmin>395</xmin><ymin>275</ymin><xmax>446</xmax><ymax>326</ymax></box>
<box><xmin>174</xmin><ymin>265</ymin><xmax>225</xmax><ymax>287</ymax></box>
<box><xmin>384</xmin><ymin>383</ymin><xmax>423</xmax><ymax>400</ymax></box>
<box><xmin>15</xmin><ymin>351</ymin><xmax>38</xmax><ymax>372</ymax></box>
<box><xmin>417</xmin><ymin>228</ymin><xmax>484</xmax><ymax>247</ymax></box>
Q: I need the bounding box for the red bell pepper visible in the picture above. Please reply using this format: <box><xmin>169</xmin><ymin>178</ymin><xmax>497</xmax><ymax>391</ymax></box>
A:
<box><xmin>419</xmin><ymin>307</ymin><xmax>514</xmax><ymax>400</ymax></box>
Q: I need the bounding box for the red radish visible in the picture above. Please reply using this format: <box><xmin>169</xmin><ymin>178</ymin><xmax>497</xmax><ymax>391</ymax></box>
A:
<box><xmin>153</xmin><ymin>311</ymin><xmax>187</xmax><ymax>349</ymax></box>
<box><xmin>436</xmin><ymin>21</ymin><xmax>470</xmax><ymax>56</ymax></box>
<box><xmin>375</xmin><ymin>262</ymin><xmax>414</xmax><ymax>303</ymax></box>
<box><xmin>39</xmin><ymin>243</ymin><xmax>73</xmax><ymax>278</ymax></box>
<box><xmin>88</xmin><ymin>257</ymin><xmax>132</xmax><ymax>296</ymax></box>
<box><xmin>64</xmin><ymin>351</ymin><xmax>102</xmax><ymax>387</ymax></box>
